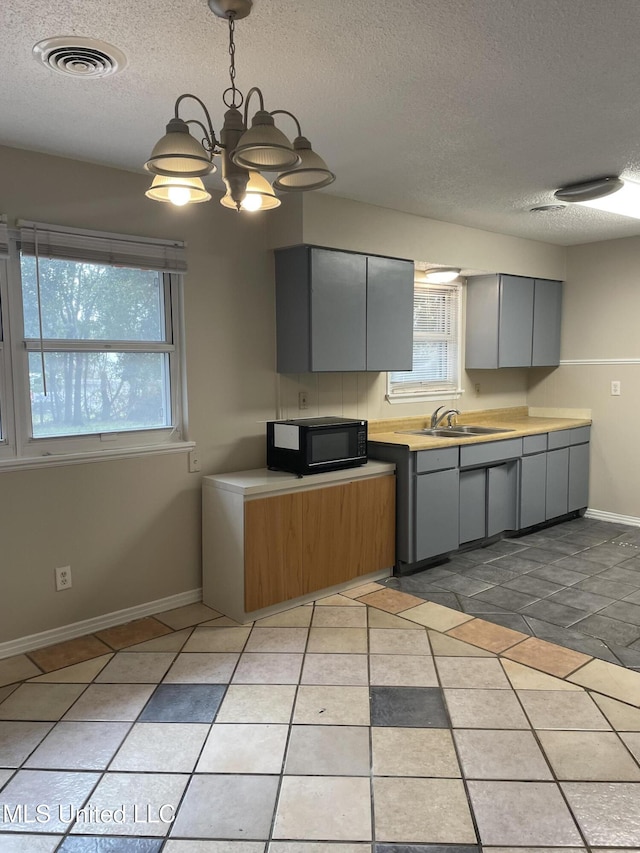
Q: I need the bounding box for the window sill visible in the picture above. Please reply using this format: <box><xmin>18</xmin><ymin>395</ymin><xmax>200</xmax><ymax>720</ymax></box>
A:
<box><xmin>0</xmin><ymin>440</ymin><xmax>195</xmax><ymax>473</ymax></box>
<box><xmin>386</xmin><ymin>389</ymin><xmax>464</xmax><ymax>405</ymax></box>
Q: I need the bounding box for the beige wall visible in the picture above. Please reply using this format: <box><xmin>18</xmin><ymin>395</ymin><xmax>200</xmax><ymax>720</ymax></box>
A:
<box><xmin>528</xmin><ymin>236</ymin><xmax>640</xmax><ymax>517</ymax></box>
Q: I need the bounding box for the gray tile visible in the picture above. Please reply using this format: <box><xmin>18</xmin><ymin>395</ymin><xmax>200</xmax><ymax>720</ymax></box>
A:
<box><xmin>608</xmin><ymin>643</ymin><xmax>640</xmax><ymax>667</ymax></box>
<box><xmin>59</xmin><ymin>839</ymin><xmax>163</xmax><ymax>852</ymax></box>
<box><xmin>596</xmin><ymin>565</ymin><xmax>640</xmax><ymax>585</ymax></box>
<box><xmin>598</xmin><ymin>599</ymin><xmax>640</xmax><ymax>627</ymax></box>
<box><xmin>474</xmin><ymin>544</ymin><xmax>525</xmax><ymax>563</ymax></box>
<box><xmin>456</xmin><ymin>596</ymin><xmax>510</xmax><ymax>615</ymax></box>
<box><xmin>430</xmin><ymin>575</ymin><xmax>494</xmax><ymax>596</ymax></box>
<box><xmin>489</xmin><ymin>555</ymin><xmax>551</xmax><ymax>575</ymax></box>
<box><xmin>519</xmin><ymin>599</ymin><xmax>590</xmax><ymax>628</ymax></box>
<box><xmin>551</xmin><ymin>555</ymin><xmax>612</xmax><ymax>576</ymax></box>
<box><xmin>482</xmin><ymin>613</ymin><xmax>533</xmax><ymax>633</ymax></box>
<box><xmin>562</xmin><ymin>782</ymin><xmax>640</xmax><ymax>845</ymax></box>
<box><xmin>624</xmin><ymin>588</ymin><xmax>640</xmax><ymax>605</ymax></box>
<box><xmin>472</xmin><ymin>587</ymin><xmax>541</xmax><ymax>611</ymax></box>
<box><xmin>546</xmin><ymin>588</ymin><xmax>616</xmax><ymax>613</ymax></box>
<box><xmin>522</xmin><ymin>618</ymin><xmax>622</xmax><ymax>663</ymax></box>
<box><xmin>517</xmin><ymin>547</ymin><xmax>564</xmax><ymax>564</ymax></box>
<box><xmin>580</xmin><ymin>545</ymin><xmax>630</xmax><ymax>566</ymax></box>
<box><xmin>138</xmin><ymin>684</ymin><xmax>226</xmax><ymax>722</ymax></box>
<box><xmin>575</xmin><ymin>575</ymin><xmax>638</xmax><ymax>599</ymax></box>
<box><xmin>465</xmin><ymin>564</ymin><xmax>519</xmax><ymax>584</ymax></box>
<box><xmin>503</xmin><ymin>574</ymin><xmax>565</xmax><ymax>598</ymax></box>
<box><xmin>376</xmin><ymin>843</ymin><xmax>479</xmax><ymax>853</ymax></box>
<box><xmin>528</xmin><ymin>564</ymin><xmax>587</xmax><ymax>586</ymax></box>
<box><xmin>370</xmin><ymin>686</ymin><xmax>449</xmax><ymax>727</ymax></box>
<box><xmin>416</xmin><ymin>566</ymin><xmax>457</xmax><ymax>583</ymax></box>
<box><xmin>414</xmin><ymin>592</ymin><xmax>463</xmax><ymax>610</ymax></box>
<box><xmin>527</xmin><ymin>538</ymin><xmax>585</xmax><ymax>556</ymax></box>
<box><xmin>570</xmin><ymin>614</ymin><xmax>640</xmax><ymax>648</ymax></box>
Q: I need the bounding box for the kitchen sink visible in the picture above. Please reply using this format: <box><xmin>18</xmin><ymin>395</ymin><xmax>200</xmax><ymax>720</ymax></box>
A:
<box><xmin>396</xmin><ymin>425</ymin><xmax>515</xmax><ymax>438</ymax></box>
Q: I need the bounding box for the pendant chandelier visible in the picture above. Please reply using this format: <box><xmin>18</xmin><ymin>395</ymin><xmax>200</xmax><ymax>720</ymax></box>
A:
<box><xmin>144</xmin><ymin>0</ymin><xmax>335</xmax><ymax>212</ymax></box>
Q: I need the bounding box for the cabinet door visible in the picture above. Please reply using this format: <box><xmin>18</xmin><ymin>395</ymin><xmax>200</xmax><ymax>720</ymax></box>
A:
<box><xmin>310</xmin><ymin>248</ymin><xmax>367</xmax><ymax>371</ymax></box>
<box><xmin>465</xmin><ymin>275</ymin><xmax>501</xmax><ymax>368</ymax></box>
<box><xmin>498</xmin><ymin>276</ymin><xmax>535</xmax><ymax>367</ymax></box>
<box><xmin>459</xmin><ymin>468</ymin><xmax>486</xmax><ymax>544</ymax></box>
<box><xmin>519</xmin><ymin>453</ymin><xmax>547</xmax><ymax>529</ymax></box>
<box><xmin>366</xmin><ymin>256</ymin><xmax>414</xmax><ymax>371</ymax></box>
<box><xmin>415</xmin><ymin>468</ymin><xmax>459</xmax><ymax>560</ymax></box>
<box><xmin>545</xmin><ymin>448</ymin><xmax>569</xmax><ymax>520</ymax></box>
<box><xmin>532</xmin><ymin>279</ymin><xmax>562</xmax><ymax>366</ymax></box>
<box><xmin>487</xmin><ymin>461</ymin><xmax>518</xmax><ymax>536</ymax></box>
<box><xmin>244</xmin><ymin>493</ymin><xmax>303</xmax><ymax>611</ymax></box>
<box><xmin>568</xmin><ymin>442</ymin><xmax>590</xmax><ymax>511</ymax></box>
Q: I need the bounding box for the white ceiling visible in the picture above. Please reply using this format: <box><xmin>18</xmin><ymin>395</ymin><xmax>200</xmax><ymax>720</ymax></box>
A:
<box><xmin>2</xmin><ymin>0</ymin><xmax>640</xmax><ymax>246</ymax></box>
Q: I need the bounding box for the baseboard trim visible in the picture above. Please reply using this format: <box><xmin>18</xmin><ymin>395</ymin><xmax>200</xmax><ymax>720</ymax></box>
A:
<box><xmin>0</xmin><ymin>587</ymin><xmax>202</xmax><ymax>661</ymax></box>
<box><xmin>584</xmin><ymin>508</ymin><xmax>640</xmax><ymax>528</ymax></box>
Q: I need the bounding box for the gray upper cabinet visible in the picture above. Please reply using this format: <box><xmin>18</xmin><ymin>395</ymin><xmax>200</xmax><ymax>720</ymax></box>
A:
<box><xmin>465</xmin><ymin>274</ymin><xmax>562</xmax><ymax>369</ymax></box>
<box><xmin>275</xmin><ymin>245</ymin><xmax>414</xmax><ymax>373</ymax></box>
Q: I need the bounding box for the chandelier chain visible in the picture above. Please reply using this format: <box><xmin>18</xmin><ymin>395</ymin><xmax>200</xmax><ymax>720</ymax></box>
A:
<box><xmin>223</xmin><ymin>13</ymin><xmax>244</xmax><ymax>109</ymax></box>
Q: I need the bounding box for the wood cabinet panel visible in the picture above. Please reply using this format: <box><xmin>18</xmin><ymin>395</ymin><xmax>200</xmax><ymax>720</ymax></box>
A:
<box><xmin>244</xmin><ymin>492</ymin><xmax>304</xmax><ymax>611</ymax></box>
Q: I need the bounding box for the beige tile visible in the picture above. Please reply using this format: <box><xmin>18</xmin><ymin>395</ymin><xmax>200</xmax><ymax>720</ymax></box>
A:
<box><xmin>447</xmin><ymin>618</ymin><xmax>527</xmax><ymax>653</ymax></box>
<box><xmin>28</xmin><ymin>654</ymin><xmax>113</xmax><ymax>683</ymax></box>
<box><xmin>444</xmin><ymin>688</ymin><xmax>531</xmax><ymax>729</ymax></box>
<box><xmin>0</xmin><ymin>655</ymin><xmax>42</xmax><ymax>687</ymax></box>
<box><xmin>341</xmin><ymin>581</ymin><xmax>386</xmax><ymax>598</ymax></box>
<box><xmin>95</xmin><ymin>651</ymin><xmax>176</xmax><ymax>683</ymax></box>
<box><xmin>216</xmin><ymin>684</ymin><xmax>297</xmax><ymax>723</ymax></box>
<box><xmin>28</xmin><ymin>635</ymin><xmax>112</xmax><ymax>673</ymax></box>
<box><xmin>562</xmin><ymin>782</ymin><xmax>640</xmax><ymax>845</ymax></box>
<box><xmin>0</xmin><ymin>684</ymin><xmax>19</xmax><ymax>703</ymax></box>
<box><xmin>311</xmin><ymin>606</ymin><xmax>367</xmax><ymax>628</ymax></box>
<box><xmin>400</xmin><ymin>601</ymin><xmax>474</xmax><ymax>632</ymax></box>
<box><xmin>369</xmin><ymin>628</ymin><xmax>430</xmax><ymax>655</ymax></box>
<box><xmin>436</xmin><ymin>657</ymin><xmax>511</xmax><ymax>689</ymax></box>
<box><xmin>568</xmin><ymin>658</ymin><xmax>640</xmax><ymax>706</ymax></box>
<box><xmin>501</xmin><ymin>659</ymin><xmax>583</xmax><ymax>691</ymax></box>
<box><xmin>285</xmin><ymin>725</ymin><xmax>370</xmax><ymax>776</ymax></box>
<box><xmin>232</xmin><ymin>653</ymin><xmax>303</xmax><ymax>684</ymax></box>
<box><xmin>124</xmin><ymin>627</ymin><xmax>194</xmax><ymax>652</ymax></box>
<box><xmin>487</xmin><ymin>849</ymin><xmax>586</xmax><ymax>853</ymax></box>
<box><xmin>25</xmin><ymin>721</ymin><xmax>130</xmax><ymax>770</ymax></box>
<box><xmin>0</xmin><ymin>683</ymin><xmax>86</xmax><ymax>721</ymax></box>
<box><xmin>0</xmin><ymin>721</ymin><xmax>54</xmax><ymax>766</ymax></box>
<box><xmin>156</xmin><ymin>602</ymin><xmax>222</xmax><ymax>630</ymax></box>
<box><xmin>1</xmin><ymin>769</ymin><xmax>101</xmax><ymax>833</ymax></box>
<box><xmin>307</xmin><ymin>627</ymin><xmax>368</xmax><ymax>654</ymax></box>
<box><xmin>428</xmin><ymin>631</ymin><xmax>495</xmax><ymax>657</ymax></box>
<box><xmin>166</xmin><ymin>844</ymin><xmax>266</xmax><ymax>853</ymax></box>
<box><xmin>269</xmin><ymin>845</ymin><xmax>369</xmax><ymax>853</ymax></box>
<box><xmin>273</xmin><ymin>776</ymin><xmax>371</xmax><ymax>840</ymax></box>
<box><xmin>620</xmin><ymin>732</ymin><xmax>640</xmax><ymax>761</ymax></box>
<box><xmin>0</xmin><ymin>836</ymin><xmax>64</xmax><ymax>853</ymax></box>
<box><xmin>200</xmin><ymin>616</ymin><xmax>251</xmax><ymax>627</ymax></box>
<box><xmin>314</xmin><ymin>594</ymin><xmax>365</xmax><ymax>607</ymax></box>
<box><xmin>372</xmin><ymin>726</ymin><xmax>460</xmax><ymax>777</ymax></box>
<box><xmin>63</xmin><ymin>683</ymin><xmax>155</xmax><ymax>721</ymax></box>
<box><xmin>369</xmin><ymin>654</ymin><xmax>438</xmax><ymax>687</ymax></box>
<box><xmin>454</xmin><ymin>729</ymin><xmax>553</xmax><ymax>780</ymax></box>
<box><xmin>245</xmin><ymin>627</ymin><xmax>309</xmax><ymax>653</ymax></box>
<box><xmin>468</xmin><ymin>780</ymin><xmax>582</xmax><ymax>846</ymax></box>
<box><xmin>367</xmin><ymin>609</ymin><xmax>424</xmax><ymax>630</ymax></box>
<box><xmin>518</xmin><ymin>690</ymin><xmax>611</xmax><ymax>730</ymax></box>
<box><xmin>503</xmin><ymin>636</ymin><xmax>591</xmax><ymax>678</ymax></box>
<box><xmin>163</xmin><ymin>653</ymin><xmax>239</xmax><ymax>683</ymax></box>
<box><xmin>183</xmin><ymin>626</ymin><xmax>252</xmax><ymax>653</ymax></box>
<box><xmin>591</xmin><ymin>693</ymin><xmax>640</xmax><ymax>731</ymax></box>
<box><xmin>359</xmin><ymin>588</ymin><xmax>425</xmax><ymax>613</ymax></box>
<box><xmin>111</xmin><ymin>722</ymin><xmax>209</xmax><ymax>772</ymax></box>
<box><xmin>197</xmin><ymin>723</ymin><xmax>288</xmax><ymax>774</ymax></box>
<box><xmin>255</xmin><ymin>607</ymin><xmax>313</xmax><ymax>627</ymax></box>
<box><xmin>539</xmin><ymin>730</ymin><xmax>640</xmax><ymax>781</ymax></box>
<box><xmin>301</xmin><ymin>654</ymin><xmax>369</xmax><ymax>686</ymax></box>
<box><xmin>293</xmin><ymin>685</ymin><xmax>370</xmax><ymax>725</ymax></box>
<box><xmin>374</xmin><ymin>777</ymin><xmax>476</xmax><ymax>843</ymax></box>
<box><xmin>0</xmin><ymin>769</ymin><xmax>14</xmax><ymax>791</ymax></box>
<box><xmin>95</xmin><ymin>617</ymin><xmax>172</xmax><ymax>650</ymax></box>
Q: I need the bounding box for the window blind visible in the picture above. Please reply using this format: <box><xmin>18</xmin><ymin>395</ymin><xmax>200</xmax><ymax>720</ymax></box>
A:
<box><xmin>0</xmin><ymin>216</ymin><xmax>9</xmax><ymax>257</ymax></box>
<box><xmin>388</xmin><ymin>281</ymin><xmax>461</xmax><ymax>396</ymax></box>
<box><xmin>18</xmin><ymin>220</ymin><xmax>187</xmax><ymax>272</ymax></box>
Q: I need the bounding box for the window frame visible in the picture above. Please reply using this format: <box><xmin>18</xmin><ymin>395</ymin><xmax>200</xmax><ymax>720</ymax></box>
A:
<box><xmin>0</xmin><ymin>228</ymin><xmax>190</xmax><ymax>466</ymax></box>
<box><xmin>386</xmin><ymin>279</ymin><xmax>463</xmax><ymax>404</ymax></box>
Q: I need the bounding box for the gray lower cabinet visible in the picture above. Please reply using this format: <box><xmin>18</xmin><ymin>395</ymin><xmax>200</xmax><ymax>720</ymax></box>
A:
<box><xmin>275</xmin><ymin>245</ymin><xmax>414</xmax><ymax>373</ymax></box>
<box><xmin>545</xmin><ymin>448</ymin><xmax>570</xmax><ymax>520</ymax></box>
<box><xmin>459</xmin><ymin>460</ymin><xmax>518</xmax><ymax>544</ymax></box>
<box><xmin>459</xmin><ymin>468</ymin><xmax>486</xmax><ymax>543</ymax></box>
<box><xmin>519</xmin><ymin>452</ymin><xmax>548</xmax><ymax>528</ymax></box>
<box><xmin>568</xmin><ymin>442</ymin><xmax>590</xmax><ymax>511</ymax></box>
<box><xmin>416</xmin><ymin>468</ymin><xmax>460</xmax><ymax>561</ymax></box>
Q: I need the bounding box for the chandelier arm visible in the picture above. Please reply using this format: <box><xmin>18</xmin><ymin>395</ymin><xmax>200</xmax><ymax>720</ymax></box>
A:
<box><xmin>174</xmin><ymin>94</ymin><xmax>221</xmax><ymax>150</ymax></box>
<box><xmin>270</xmin><ymin>109</ymin><xmax>302</xmax><ymax>138</ymax></box>
<box><xmin>185</xmin><ymin>120</ymin><xmax>221</xmax><ymax>154</ymax></box>
<box><xmin>242</xmin><ymin>86</ymin><xmax>265</xmax><ymax>126</ymax></box>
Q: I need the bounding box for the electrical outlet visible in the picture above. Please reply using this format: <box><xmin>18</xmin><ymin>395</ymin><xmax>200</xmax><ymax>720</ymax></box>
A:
<box><xmin>298</xmin><ymin>391</ymin><xmax>309</xmax><ymax>410</ymax></box>
<box><xmin>188</xmin><ymin>449</ymin><xmax>201</xmax><ymax>472</ymax></box>
<box><xmin>55</xmin><ymin>566</ymin><xmax>72</xmax><ymax>591</ymax></box>
<box><xmin>611</xmin><ymin>380</ymin><xmax>621</xmax><ymax>396</ymax></box>
<box><xmin>474</xmin><ymin>383</ymin><xmax>481</xmax><ymax>395</ymax></box>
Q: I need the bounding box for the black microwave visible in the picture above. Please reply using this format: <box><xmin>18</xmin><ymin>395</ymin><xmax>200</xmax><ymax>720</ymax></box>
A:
<box><xmin>267</xmin><ymin>416</ymin><xmax>368</xmax><ymax>476</ymax></box>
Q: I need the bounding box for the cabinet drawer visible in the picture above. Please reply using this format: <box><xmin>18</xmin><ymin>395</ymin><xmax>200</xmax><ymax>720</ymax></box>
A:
<box><xmin>547</xmin><ymin>429</ymin><xmax>573</xmax><ymax>449</ymax></box>
<box><xmin>570</xmin><ymin>426</ymin><xmax>591</xmax><ymax>445</ymax></box>
<box><xmin>416</xmin><ymin>447</ymin><xmax>459</xmax><ymax>473</ymax></box>
<box><xmin>523</xmin><ymin>433</ymin><xmax>547</xmax><ymax>455</ymax></box>
<box><xmin>460</xmin><ymin>437</ymin><xmax>523</xmax><ymax>468</ymax></box>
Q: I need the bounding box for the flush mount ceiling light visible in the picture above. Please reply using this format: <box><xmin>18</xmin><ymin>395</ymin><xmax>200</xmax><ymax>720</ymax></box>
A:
<box><xmin>144</xmin><ymin>0</ymin><xmax>335</xmax><ymax>212</ymax></box>
<box><xmin>554</xmin><ymin>176</ymin><xmax>623</xmax><ymax>203</ymax></box>
<box><xmin>554</xmin><ymin>175</ymin><xmax>640</xmax><ymax>220</ymax></box>
<box><xmin>422</xmin><ymin>267</ymin><xmax>461</xmax><ymax>284</ymax></box>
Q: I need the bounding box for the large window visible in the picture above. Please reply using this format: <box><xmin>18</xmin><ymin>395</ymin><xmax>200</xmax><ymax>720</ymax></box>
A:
<box><xmin>387</xmin><ymin>280</ymin><xmax>462</xmax><ymax>401</ymax></box>
<box><xmin>0</xmin><ymin>220</ymin><xmax>187</xmax><ymax>464</ymax></box>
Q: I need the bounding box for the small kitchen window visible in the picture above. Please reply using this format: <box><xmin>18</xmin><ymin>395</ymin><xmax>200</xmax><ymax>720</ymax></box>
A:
<box><xmin>387</xmin><ymin>280</ymin><xmax>462</xmax><ymax>402</ymax></box>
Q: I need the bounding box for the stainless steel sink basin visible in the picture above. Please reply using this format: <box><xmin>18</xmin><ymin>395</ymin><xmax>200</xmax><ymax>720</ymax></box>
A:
<box><xmin>395</xmin><ymin>425</ymin><xmax>515</xmax><ymax>438</ymax></box>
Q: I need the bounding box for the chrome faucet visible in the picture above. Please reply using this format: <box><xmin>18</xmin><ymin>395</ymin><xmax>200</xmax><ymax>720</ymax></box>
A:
<box><xmin>430</xmin><ymin>406</ymin><xmax>461</xmax><ymax>428</ymax></box>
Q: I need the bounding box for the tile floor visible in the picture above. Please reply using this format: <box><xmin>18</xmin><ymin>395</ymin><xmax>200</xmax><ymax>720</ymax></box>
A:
<box><xmin>384</xmin><ymin>515</ymin><xmax>640</xmax><ymax>670</ymax></box>
<box><xmin>1</xmin><ymin>569</ymin><xmax>640</xmax><ymax>850</ymax></box>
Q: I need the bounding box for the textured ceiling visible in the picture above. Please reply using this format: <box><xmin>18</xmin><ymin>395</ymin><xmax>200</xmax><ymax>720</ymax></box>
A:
<box><xmin>2</xmin><ymin>0</ymin><xmax>640</xmax><ymax>245</ymax></box>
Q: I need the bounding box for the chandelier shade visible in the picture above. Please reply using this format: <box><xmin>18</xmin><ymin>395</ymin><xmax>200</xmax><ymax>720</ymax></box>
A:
<box><xmin>220</xmin><ymin>170</ymin><xmax>280</xmax><ymax>211</ymax></box>
<box><xmin>273</xmin><ymin>136</ymin><xmax>336</xmax><ymax>191</ymax></box>
<box><xmin>144</xmin><ymin>118</ymin><xmax>216</xmax><ymax>177</ymax></box>
<box><xmin>145</xmin><ymin>175</ymin><xmax>212</xmax><ymax>205</ymax></box>
<box><xmin>231</xmin><ymin>110</ymin><xmax>301</xmax><ymax>171</ymax></box>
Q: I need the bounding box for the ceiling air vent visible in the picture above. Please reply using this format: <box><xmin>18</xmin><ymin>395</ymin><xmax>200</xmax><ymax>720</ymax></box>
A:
<box><xmin>32</xmin><ymin>37</ymin><xmax>127</xmax><ymax>79</ymax></box>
